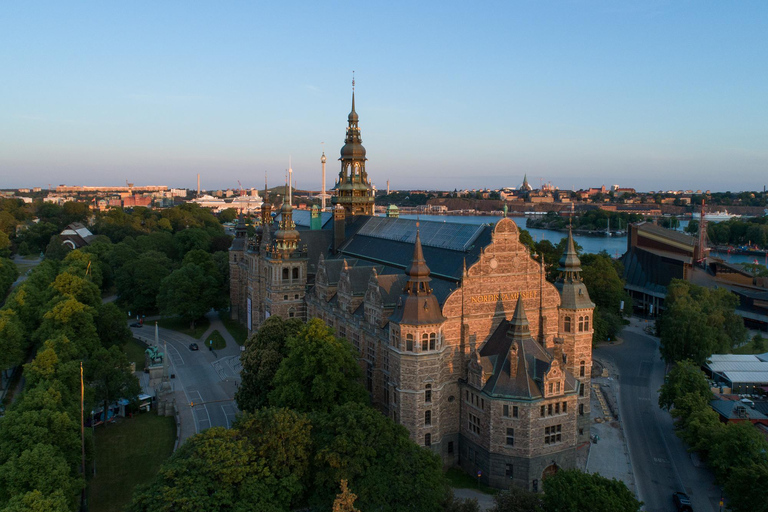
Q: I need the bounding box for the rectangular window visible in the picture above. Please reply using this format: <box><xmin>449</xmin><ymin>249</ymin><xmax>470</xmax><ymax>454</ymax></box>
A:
<box><xmin>468</xmin><ymin>413</ymin><xmax>481</xmax><ymax>435</ymax></box>
<box><xmin>555</xmin><ymin>403</ymin><xmax>560</xmax><ymax>414</ymax></box>
<box><xmin>425</xmin><ymin>389</ymin><xmax>432</xmax><ymax>403</ymax></box>
<box><xmin>425</xmin><ymin>433</ymin><xmax>431</xmax><ymax>447</ymax></box>
<box><xmin>406</xmin><ymin>334</ymin><xmax>413</xmax><ymax>351</ymax></box>
<box><xmin>562</xmin><ymin>402</ymin><xmax>567</xmax><ymax>413</ymax></box>
<box><xmin>448</xmin><ymin>441</ymin><xmax>454</xmax><ymax>454</ymax></box>
<box><xmin>425</xmin><ymin>410</ymin><xmax>432</xmax><ymax>426</ymax></box>
<box><xmin>505</xmin><ymin>463</ymin><xmax>514</xmax><ymax>478</ymax></box>
<box><xmin>466</xmin><ymin>390</ymin><xmax>469</xmax><ymax>401</ymax></box>
<box><xmin>429</xmin><ymin>332</ymin><xmax>436</xmax><ymax>350</ymax></box>
<box><xmin>540</xmin><ymin>405</ymin><xmax>545</xmax><ymax>417</ymax></box>
<box><xmin>556</xmin><ymin>382</ymin><xmax>561</xmax><ymax>393</ymax></box>
<box><xmin>580</xmin><ymin>383</ymin><xmax>585</xmax><ymax>397</ymax></box>
<box><xmin>548</xmin><ymin>404</ymin><xmax>553</xmax><ymax>416</ymax></box>
<box><xmin>422</xmin><ymin>333</ymin><xmax>429</xmax><ymax>351</ymax></box>
<box><xmin>544</xmin><ymin>424</ymin><xmax>563</xmax><ymax>445</ymax></box>
<box><xmin>513</xmin><ymin>406</ymin><xmax>519</xmax><ymax>418</ymax></box>
<box><xmin>506</xmin><ymin>427</ymin><xmax>514</xmax><ymax>446</ymax></box>
<box><xmin>548</xmin><ymin>382</ymin><xmax>553</xmax><ymax>394</ymax></box>
<box><xmin>503</xmin><ymin>404</ymin><xmax>509</xmax><ymax>417</ymax></box>
<box><xmin>579</xmin><ymin>403</ymin><xmax>584</xmax><ymax>416</ymax></box>
<box><xmin>481</xmin><ymin>398</ymin><xmax>484</xmax><ymax>410</ymax></box>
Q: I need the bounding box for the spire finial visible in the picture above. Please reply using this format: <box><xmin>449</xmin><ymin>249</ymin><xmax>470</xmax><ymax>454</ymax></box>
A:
<box><xmin>352</xmin><ymin>70</ymin><xmax>355</xmax><ymax>92</ymax></box>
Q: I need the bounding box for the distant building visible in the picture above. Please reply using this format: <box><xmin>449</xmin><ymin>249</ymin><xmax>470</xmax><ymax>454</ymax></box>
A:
<box><xmin>59</xmin><ymin>223</ymin><xmax>97</xmax><ymax>250</ymax></box>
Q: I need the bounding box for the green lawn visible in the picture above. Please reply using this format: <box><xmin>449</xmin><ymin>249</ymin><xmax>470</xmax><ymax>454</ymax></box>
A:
<box><xmin>219</xmin><ymin>311</ymin><xmax>249</xmax><ymax>345</ymax></box>
<box><xmin>204</xmin><ymin>330</ymin><xmax>227</xmax><ymax>350</ymax></box>
<box><xmin>89</xmin><ymin>413</ymin><xmax>176</xmax><ymax>512</ymax></box>
<box><xmin>123</xmin><ymin>339</ymin><xmax>147</xmax><ymax>371</ymax></box>
<box><xmin>444</xmin><ymin>467</ymin><xmax>499</xmax><ymax>495</ymax></box>
<box><xmin>732</xmin><ymin>341</ymin><xmax>767</xmax><ymax>355</ymax></box>
<box><xmin>157</xmin><ymin>316</ymin><xmax>211</xmax><ymax>339</ymax></box>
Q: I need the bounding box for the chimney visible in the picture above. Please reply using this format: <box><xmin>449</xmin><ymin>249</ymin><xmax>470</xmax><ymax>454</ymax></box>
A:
<box><xmin>553</xmin><ymin>338</ymin><xmax>564</xmax><ymax>364</ymax></box>
<box><xmin>508</xmin><ymin>342</ymin><xmax>519</xmax><ymax>377</ymax></box>
<box><xmin>333</xmin><ymin>204</ymin><xmax>346</xmax><ymax>254</ymax></box>
<box><xmin>197</xmin><ymin>173</ymin><xmax>200</xmax><ymax>196</ymax></box>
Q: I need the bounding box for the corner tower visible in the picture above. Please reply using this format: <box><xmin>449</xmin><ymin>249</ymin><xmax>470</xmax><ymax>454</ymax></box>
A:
<box><xmin>554</xmin><ymin>228</ymin><xmax>594</xmax><ymax>444</ymax></box>
<box><xmin>332</xmin><ymin>82</ymin><xmax>375</xmax><ymax>216</ymax></box>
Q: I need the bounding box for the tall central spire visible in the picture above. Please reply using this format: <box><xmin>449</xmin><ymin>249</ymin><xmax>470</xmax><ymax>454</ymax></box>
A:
<box><xmin>332</xmin><ymin>76</ymin><xmax>374</xmax><ymax>216</ymax></box>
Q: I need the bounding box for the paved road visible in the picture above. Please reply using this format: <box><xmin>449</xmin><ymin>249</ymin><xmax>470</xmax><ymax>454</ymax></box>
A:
<box><xmin>595</xmin><ymin>321</ymin><xmax>721</xmax><ymax>512</ymax></box>
<box><xmin>132</xmin><ymin>323</ymin><xmax>241</xmax><ymax>441</ymax></box>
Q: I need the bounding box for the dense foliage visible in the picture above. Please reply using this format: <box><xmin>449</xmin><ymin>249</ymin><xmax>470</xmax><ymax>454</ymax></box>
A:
<box><xmin>707</xmin><ymin>216</ymin><xmax>768</xmax><ymax>248</ymax></box>
<box><xmin>658</xmin><ymin>280</ymin><xmax>747</xmax><ymax>365</ymax></box>
<box><xmin>0</xmin><ymin>249</ymin><xmax>139</xmax><ymax>511</ymax></box>
<box><xmin>659</xmin><ymin>361</ymin><xmax>768</xmax><ymax>512</ymax></box>
<box><xmin>527</xmin><ymin>210</ymin><xmax>643</xmax><ymax>232</ymax></box>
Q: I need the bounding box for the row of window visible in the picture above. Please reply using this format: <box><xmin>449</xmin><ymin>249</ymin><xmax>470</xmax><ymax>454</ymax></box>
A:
<box><xmin>563</xmin><ymin>315</ymin><xmax>590</xmax><ymax>333</ymax></box>
<box><xmin>540</xmin><ymin>401</ymin><xmax>568</xmax><ymax>417</ymax></box>
<box><xmin>393</xmin><ymin>332</ymin><xmax>440</xmax><ymax>352</ymax></box>
<box><xmin>468</xmin><ymin>413</ymin><xmax>481</xmax><ymax>435</ymax></box>
<box><xmin>466</xmin><ymin>390</ymin><xmax>485</xmax><ymax>410</ymax></box>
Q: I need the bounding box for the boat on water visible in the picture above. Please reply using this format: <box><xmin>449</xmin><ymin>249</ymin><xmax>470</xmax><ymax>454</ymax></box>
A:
<box><xmin>691</xmin><ymin>209</ymin><xmax>741</xmax><ymax>221</ymax></box>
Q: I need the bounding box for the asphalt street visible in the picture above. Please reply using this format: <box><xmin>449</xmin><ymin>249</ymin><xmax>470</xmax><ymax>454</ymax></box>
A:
<box><xmin>132</xmin><ymin>324</ymin><xmax>241</xmax><ymax>438</ymax></box>
<box><xmin>596</xmin><ymin>322</ymin><xmax>722</xmax><ymax>512</ymax></box>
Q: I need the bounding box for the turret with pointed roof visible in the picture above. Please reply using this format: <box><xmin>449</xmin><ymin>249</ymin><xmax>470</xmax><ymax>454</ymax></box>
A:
<box><xmin>332</xmin><ymin>80</ymin><xmax>375</xmax><ymax>216</ymax></box>
<box><xmin>390</xmin><ymin>231</ymin><xmax>446</xmax><ymax>326</ymax></box>
<box><xmin>555</xmin><ymin>228</ymin><xmax>593</xmax><ymax>310</ymax></box>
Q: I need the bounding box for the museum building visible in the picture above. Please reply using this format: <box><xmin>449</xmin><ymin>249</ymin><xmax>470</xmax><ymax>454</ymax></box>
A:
<box><xmin>229</xmin><ymin>92</ymin><xmax>594</xmax><ymax>490</ymax></box>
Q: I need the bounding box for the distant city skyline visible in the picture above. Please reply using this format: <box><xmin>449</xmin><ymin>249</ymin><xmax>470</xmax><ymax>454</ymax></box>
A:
<box><xmin>1</xmin><ymin>1</ymin><xmax>766</xmax><ymax>192</ymax></box>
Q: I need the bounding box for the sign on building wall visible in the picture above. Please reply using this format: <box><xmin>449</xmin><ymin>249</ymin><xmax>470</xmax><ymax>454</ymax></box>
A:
<box><xmin>247</xmin><ymin>297</ymin><xmax>252</xmax><ymax>330</ymax></box>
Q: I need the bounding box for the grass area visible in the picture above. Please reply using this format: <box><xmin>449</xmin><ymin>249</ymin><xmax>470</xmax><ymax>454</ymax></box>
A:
<box><xmin>157</xmin><ymin>316</ymin><xmax>211</xmax><ymax>339</ymax></box>
<box><xmin>123</xmin><ymin>338</ymin><xmax>147</xmax><ymax>371</ymax></box>
<box><xmin>204</xmin><ymin>330</ymin><xmax>227</xmax><ymax>350</ymax></box>
<box><xmin>444</xmin><ymin>468</ymin><xmax>499</xmax><ymax>495</ymax></box>
<box><xmin>89</xmin><ymin>413</ymin><xmax>176</xmax><ymax>512</ymax></box>
<box><xmin>219</xmin><ymin>311</ymin><xmax>249</xmax><ymax>345</ymax></box>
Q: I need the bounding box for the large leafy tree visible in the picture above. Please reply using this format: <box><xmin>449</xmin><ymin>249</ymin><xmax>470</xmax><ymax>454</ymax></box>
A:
<box><xmin>130</xmin><ymin>408</ymin><xmax>312</xmax><ymax>512</ymax></box>
<box><xmin>96</xmin><ymin>302</ymin><xmax>132</xmax><ymax>347</ymax></box>
<box><xmin>115</xmin><ymin>250</ymin><xmax>174</xmax><ymax>314</ymax></box>
<box><xmin>311</xmin><ymin>402</ymin><xmax>446</xmax><ymax>512</ymax></box>
<box><xmin>235</xmin><ymin>316</ymin><xmax>303</xmax><ymax>413</ymax></box>
<box><xmin>268</xmin><ymin>319</ymin><xmax>368</xmax><ymax>413</ymax></box>
<box><xmin>0</xmin><ymin>310</ymin><xmax>26</xmax><ymax>376</ymax></box>
<box><xmin>580</xmin><ymin>252</ymin><xmax>632</xmax><ymax>342</ymax></box>
<box><xmin>156</xmin><ymin>264</ymin><xmax>219</xmax><ymax>328</ymax></box>
<box><xmin>658</xmin><ymin>360</ymin><xmax>713</xmax><ymax>411</ymax></box>
<box><xmin>489</xmin><ymin>484</ymin><xmax>542</xmax><ymax>512</ymax></box>
<box><xmin>542</xmin><ymin>469</ymin><xmax>642</xmax><ymax>512</ymax></box>
<box><xmin>34</xmin><ymin>297</ymin><xmax>100</xmax><ymax>356</ymax></box>
<box><xmin>87</xmin><ymin>345</ymin><xmax>141</xmax><ymax>425</ymax></box>
<box><xmin>659</xmin><ymin>280</ymin><xmax>747</xmax><ymax>364</ymax></box>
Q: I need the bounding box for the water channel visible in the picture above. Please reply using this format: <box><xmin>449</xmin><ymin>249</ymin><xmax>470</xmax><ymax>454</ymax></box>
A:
<box><xmin>400</xmin><ymin>214</ymin><xmax>762</xmax><ymax>266</ymax></box>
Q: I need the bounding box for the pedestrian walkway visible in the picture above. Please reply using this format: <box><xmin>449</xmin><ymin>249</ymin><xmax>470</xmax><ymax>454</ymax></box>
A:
<box><xmin>198</xmin><ymin>310</ymin><xmax>242</xmax><ymax>358</ymax></box>
<box><xmin>587</xmin><ymin>358</ymin><xmax>638</xmax><ymax>497</ymax></box>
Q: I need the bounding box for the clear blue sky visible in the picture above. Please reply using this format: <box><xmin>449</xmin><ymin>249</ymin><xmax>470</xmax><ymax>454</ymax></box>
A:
<box><xmin>1</xmin><ymin>1</ymin><xmax>766</xmax><ymax>192</ymax></box>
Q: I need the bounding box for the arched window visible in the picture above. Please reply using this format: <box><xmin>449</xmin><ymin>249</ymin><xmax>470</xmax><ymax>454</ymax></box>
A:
<box><xmin>578</xmin><ymin>316</ymin><xmax>585</xmax><ymax>332</ymax></box>
<box><xmin>580</xmin><ymin>361</ymin><xmax>586</xmax><ymax>377</ymax></box>
<box><xmin>584</xmin><ymin>316</ymin><xmax>590</xmax><ymax>331</ymax></box>
<box><xmin>406</xmin><ymin>334</ymin><xmax>414</xmax><ymax>352</ymax></box>
<box><xmin>282</xmin><ymin>268</ymin><xmax>289</xmax><ymax>279</ymax></box>
<box><xmin>288</xmin><ymin>308</ymin><xmax>295</xmax><ymax>318</ymax></box>
<box><xmin>292</xmin><ymin>267</ymin><xmax>299</xmax><ymax>279</ymax></box>
<box><xmin>425</xmin><ymin>384</ymin><xmax>432</xmax><ymax>403</ymax></box>
<box><xmin>422</xmin><ymin>333</ymin><xmax>429</xmax><ymax>351</ymax></box>
<box><xmin>425</xmin><ymin>410</ymin><xmax>432</xmax><ymax>426</ymax></box>
<box><xmin>429</xmin><ymin>332</ymin><xmax>436</xmax><ymax>350</ymax></box>
<box><xmin>564</xmin><ymin>316</ymin><xmax>571</xmax><ymax>333</ymax></box>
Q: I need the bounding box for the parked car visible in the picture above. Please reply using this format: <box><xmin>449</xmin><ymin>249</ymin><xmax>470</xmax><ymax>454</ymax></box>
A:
<box><xmin>673</xmin><ymin>492</ymin><xmax>693</xmax><ymax>512</ymax></box>
<box><xmin>189</xmin><ymin>343</ymin><xmax>199</xmax><ymax>351</ymax></box>
<box><xmin>130</xmin><ymin>322</ymin><xmax>142</xmax><ymax>328</ymax></box>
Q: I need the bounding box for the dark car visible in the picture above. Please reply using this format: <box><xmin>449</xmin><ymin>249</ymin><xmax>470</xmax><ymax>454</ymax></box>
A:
<box><xmin>130</xmin><ymin>322</ymin><xmax>142</xmax><ymax>328</ymax></box>
<box><xmin>673</xmin><ymin>491</ymin><xmax>693</xmax><ymax>512</ymax></box>
<box><xmin>189</xmin><ymin>343</ymin><xmax>199</xmax><ymax>351</ymax></box>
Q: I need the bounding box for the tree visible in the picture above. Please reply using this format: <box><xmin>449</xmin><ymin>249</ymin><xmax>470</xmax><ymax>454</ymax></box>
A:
<box><xmin>580</xmin><ymin>253</ymin><xmax>631</xmax><ymax>343</ymax></box>
<box><xmin>724</xmin><ymin>462</ymin><xmax>768</xmax><ymax>512</ymax></box>
<box><xmin>96</xmin><ymin>302</ymin><xmax>132</xmax><ymax>347</ymax></box>
<box><xmin>752</xmin><ymin>333</ymin><xmax>766</xmax><ymax>353</ymax></box>
<box><xmin>0</xmin><ymin>310</ymin><xmax>26</xmax><ymax>378</ymax></box>
<box><xmin>1</xmin><ymin>489</ymin><xmax>71</xmax><ymax>512</ymax></box>
<box><xmin>87</xmin><ymin>345</ymin><xmax>141</xmax><ymax>426</ymax></box>
<box><xmin>157</xmin><ymin>264</ymin><xmax>219</xmax><ymax>328</ymax></box>
<box><xmin>658</xmin><ymin>360</ymin><xmax>713</xmax><ymax>411</ymax></box>
<box><xmin>269</xmin><ymin>319</ymin><xmax>368</xmax><ymax>413</ymax></box>
<box><xmin>34</xmin><ymin>297</ymin><xmax>100</xmax><ymax>356</ymax></box>
<box><xmin>174</xmin><ymin>227</ymin><xmax>212</xmax><ymax>256</ymax></box>
<box><xmin>130</xmin><ymin>408</ymin><xmax>312</xmax><ymax>512</ymax></box>
<box><xmin>115</xmin><ymin>250</ymin><xmax>174</xmax><ymax>314</ymax></box>
<box><xmin>707</xmin><ymin>421</ymin><xmax>768</xmax><ymax>481</ymax></box>
<box><xmin>0</xmin><ymin>256</ymin><xmax>19</xmax><ymax>298</ymax></box>
<box><xmin>489</xmin><ymin>484</ymin><xmax>542</xmax><ymax>512</ymax></box>
<box><xmin>685</xmin><ymin>220</ymin><xmax>699</xmax><ymax>235</ymax></box>
<box><xmin>218</xmin><ymin>208</ymin><xmax>238</xmax><ymax>224</ymax></box>
<box><xmin>51</xmin><ymin>272</ymin><xmax>101</xmax><ymax>309</ymax></box>
<box><xmin>235</xmin><ymin>316</ymin><xmax>303</xmax><ymax>413</ymax></box>
<box><xmin>659</xmin><ymin>280</ymin><xmax>747</xmax><ymax>365</ymax></box>
<box><xmin>542</xmin><ymin>469</ymin><xmax>642</xmax><ymax>512</ymax></box>
<box><xmin>311</xmin><ymin>402</ymin><xmax>446</xmax><ymax>512</ymax></box>
<box><xmin>0</xmin><ymin>443</ymin><xmax>80</xmax><ymax>510</ymax></box>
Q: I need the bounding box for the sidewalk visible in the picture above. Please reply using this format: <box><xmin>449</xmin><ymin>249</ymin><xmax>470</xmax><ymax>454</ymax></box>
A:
<box><xmin>586</xmin><ymin>357</ymin><xmax>638</xmax><ymax>496</ymax></box>
<box><xmin>199</xmin><ymin>310</ymin><xmax>242</xmax><ymax>358</ymax></box>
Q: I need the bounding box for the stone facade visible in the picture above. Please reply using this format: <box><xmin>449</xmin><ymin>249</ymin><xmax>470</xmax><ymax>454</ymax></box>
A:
<box><xmin>229</xmin><ymin>93</ymin><xmax>594</xmax><ymax>490</ymax></box>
